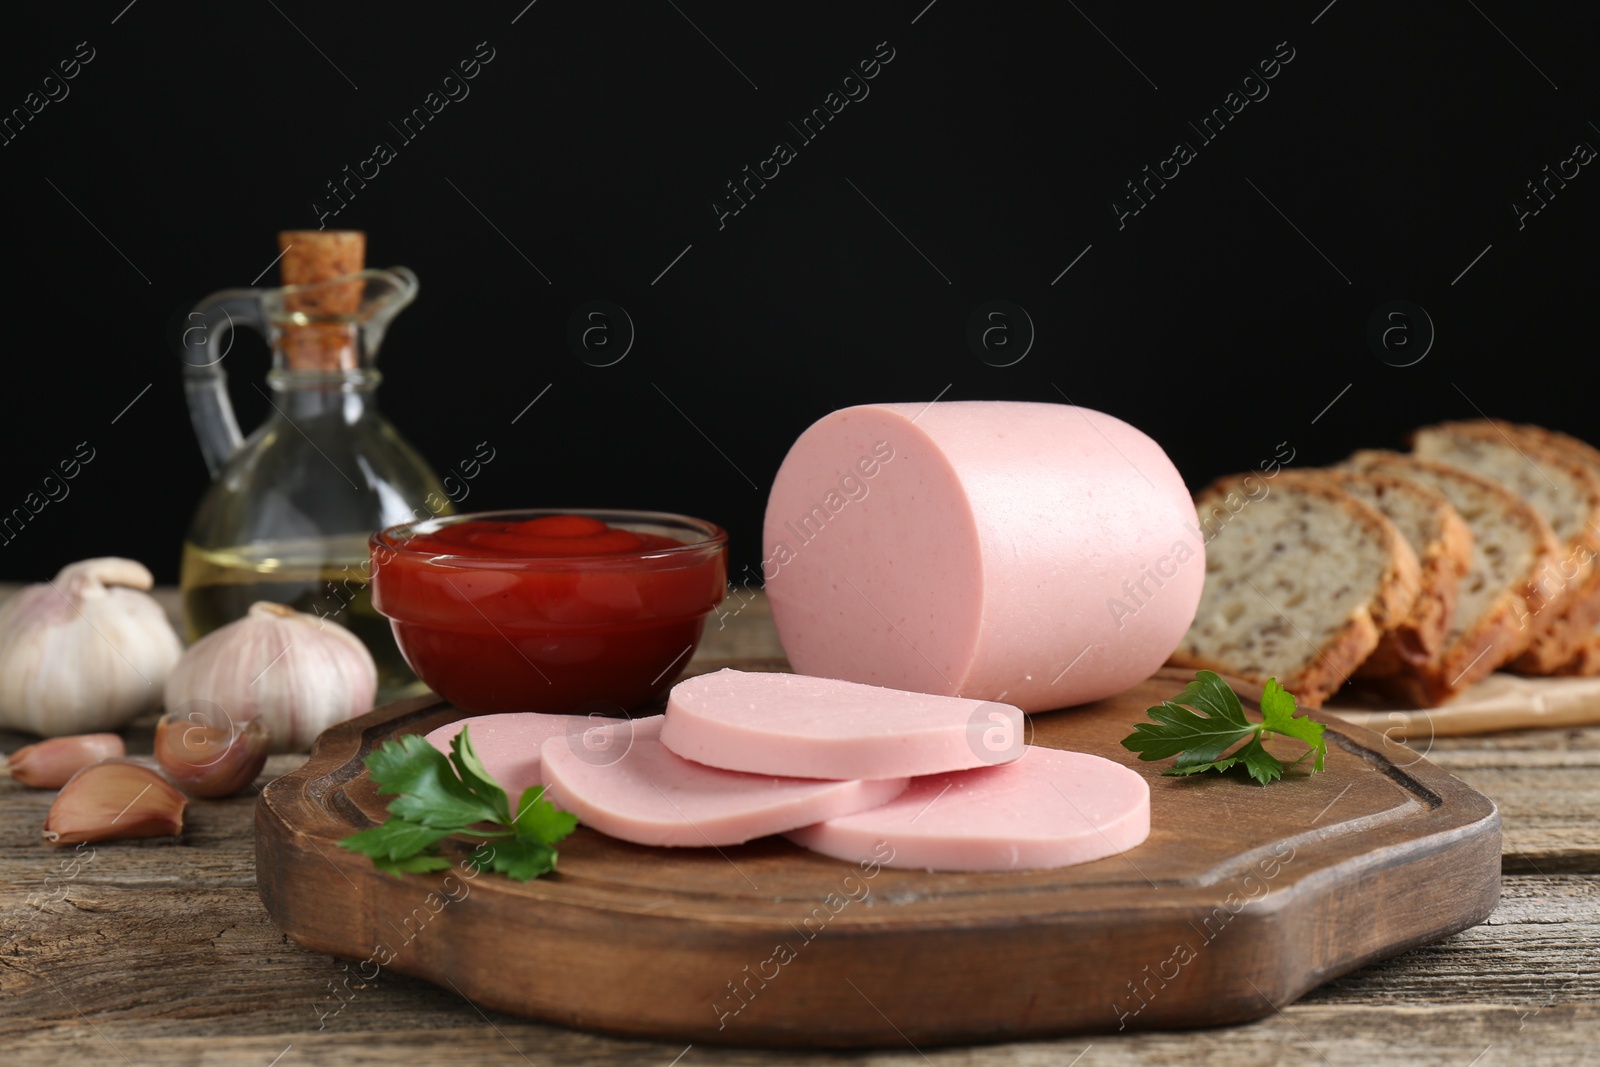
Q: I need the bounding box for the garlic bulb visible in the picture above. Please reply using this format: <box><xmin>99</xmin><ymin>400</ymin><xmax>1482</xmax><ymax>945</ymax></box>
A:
<box><xmin>0</xmin><ymin>558</ymin><xmax>183</xmax><ymax>735</ymax></box>
<box><xmin>163</xmin><ymin>602</ymin><xmax>377</xmax><ymax>753</ymax></box>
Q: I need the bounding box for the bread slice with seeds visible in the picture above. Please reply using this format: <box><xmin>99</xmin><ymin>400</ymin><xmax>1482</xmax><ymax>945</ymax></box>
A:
<box><xmin>1343</xmin><ymin>451</ymin><xmax>1561</xmax><ymax>704</ymax></box>
<box><xmin>1491</xmin><ymin>422</ymin><xmax>1600</xmax><ymax>675</ymax></box>
<box><xmin>1169</xmin><ymin>471</ymin><xmax>1420</xmax><ymax>708</ymax></box>
<box><xmin>1318</xmin><ymin>470</ymin><xmax>1473</xmax><ymax>679</ymax></box>
<box><xmin>1410</xmin><ymin>420</ymin><xmax>1600</xmax><ymax>672</ymax></box>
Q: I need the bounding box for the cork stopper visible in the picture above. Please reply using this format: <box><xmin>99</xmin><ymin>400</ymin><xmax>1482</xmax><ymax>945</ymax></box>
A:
<box><xmin>276</xmin><ymin>231</ymin><xmax>366</xmax><ymax>371</ymax></box>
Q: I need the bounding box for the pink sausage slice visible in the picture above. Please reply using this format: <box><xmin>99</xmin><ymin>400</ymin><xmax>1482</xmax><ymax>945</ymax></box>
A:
<box><xmin>660</xmin><ymin>668</ymin><xmax>1025</xmax><ymax>779</ymax></box>
<box><xmin>424</xmin><ymin>712</ymin><xmax>625</xmax><ymax>797</ymax></box>
<box><xmin>785</xmin><ymin>746</ymin><xmax>1150</xmax><ymax>872</ymax></box>
<box><xmin>540</xmin><ymin>716</ymin><xmax>910</xmax><ymax>847</ymax></box>
<box><xmin>762</xmin><ymin>401</ymin><xmax>1203</xmax><ymax>712</ymax></box>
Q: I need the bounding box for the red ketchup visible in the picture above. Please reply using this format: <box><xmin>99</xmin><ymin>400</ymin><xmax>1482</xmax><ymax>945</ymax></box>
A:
<box><xmin>371</xmin><ymin>514</ymin><xmax>727</xmax><ymax>714</ymax></box>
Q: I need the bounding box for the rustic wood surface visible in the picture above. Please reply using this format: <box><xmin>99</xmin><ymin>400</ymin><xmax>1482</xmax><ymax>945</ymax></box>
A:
<box><xmin>2</xmin><ymin>587</ymin><xmax>1598</xmax><ymax>1065</ymax></box>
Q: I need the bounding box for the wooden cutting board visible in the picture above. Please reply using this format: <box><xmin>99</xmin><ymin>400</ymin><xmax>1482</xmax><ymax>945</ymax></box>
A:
<box><xmin>256</xmin><ymin>663</ymin><xmax>1500</xmax><ymax>1048</ymax></box>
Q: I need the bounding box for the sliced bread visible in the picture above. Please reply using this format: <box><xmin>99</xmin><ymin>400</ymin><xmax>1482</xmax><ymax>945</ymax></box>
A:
<box><xmin>1411</xmin><ymin>420</ymin><xmax>1600</xmax><ymax>672</ymax></box>
<box><xmin>1318</xmin><ymin>470</ymin><xmax>1473</xmax><ymax>678</ymax></box>
<box><xmin>1170</xmin><ymin>471</ymin><xmax>1421</xmax><ymax>708</ymax></box>
<box><xmin>1497</xmin><ymin>422</ymin><xmax>1600</xmax><ymax>675</ymax></box>
<box><xmin>1344</xmin><ymin>451</ymin><xmax>1561</xmax><ymax>703</ymax></box>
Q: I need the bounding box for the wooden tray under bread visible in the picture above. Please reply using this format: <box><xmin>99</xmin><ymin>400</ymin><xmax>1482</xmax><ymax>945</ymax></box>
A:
<box><xmin>256</xmin><ymin>664</ymin><xmax>1500</xmax><ymax>1048</ymax></box>
<box><xmin>1328</xmin><ymin>670</ymin><xmax>1600</xmax><ymax>739</ymax></box>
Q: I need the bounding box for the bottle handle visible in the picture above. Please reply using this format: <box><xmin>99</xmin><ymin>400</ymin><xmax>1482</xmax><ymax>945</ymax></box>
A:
<box><xmin>178</xmin><ymin>289</ymin><xmax>263</xmax><ymax>478</ymax></box>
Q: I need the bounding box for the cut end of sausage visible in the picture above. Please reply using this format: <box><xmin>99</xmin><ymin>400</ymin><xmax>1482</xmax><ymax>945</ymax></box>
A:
<box><xmin>764</xmin><ymin>401</ymin><xmax>1204</xmax><ymax>712</ymax></box>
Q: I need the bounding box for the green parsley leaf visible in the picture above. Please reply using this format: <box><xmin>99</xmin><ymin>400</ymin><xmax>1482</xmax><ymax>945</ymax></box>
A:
<box><xmin>1167</xmin><ymin>733</ymin><xmax>1286</xmax><ymax>785</ymax></box>
<box><xmin>1120</xmin><ymin>671</ymin><xmax>1254</xmax><ymax>766</ymax></box>
<box><xmin>1257</xmin><ymin>677</ymin><xmax>1327</xmax><ymax>772</ymax></box>
<box><xmin>364</xmin><ymin>733</ymin><xmax>457</xmax><ymax>796</ymax></box>
<box><xmin>339</xmin><ymin>818</ymin><xmax>457</xmax><ymax>861</ymax></box>
<box><xmin>1120</xmin><ymin>672</ymin><xmax>1326</xmax><ymax>786</ymax></box>
<box><xmin>512</xmin><ymin>786</ymin><xmax>579</xmax><ymax>843</ymax></box>
<box><xmin>339</xmin><ymin>724</ymin><xmax>578</xmax><ymax>881</ymax></box>
<box><xmin>484</xmin><ymin>836</ymin><xmax>559</xmax><ymax>881</ymax></box>
<box><xmin>1235</xmin><ymin>734</ymin><xmax>1286</xmax><ymax>786</ymax></box>
<box><xmin>367</xmin><ymin>733</ymin><xmax>502</xmax><ymax>829</ymax></box>
<box><xmin>449</xmin><ymin>727</ymin><xmax>511</xmax><ymax>826</ymax></box>
<box><xmin>371</xmin><ymin>853</ymin><xmax>455</xmax><ymax>876</ymax></box>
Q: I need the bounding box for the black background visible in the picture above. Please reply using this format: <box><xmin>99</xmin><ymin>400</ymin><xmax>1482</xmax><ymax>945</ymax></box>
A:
<box><xmin>1</xmin><ymin>1</ymin><xmax>1595</xmax><ymax>585</ymax></box>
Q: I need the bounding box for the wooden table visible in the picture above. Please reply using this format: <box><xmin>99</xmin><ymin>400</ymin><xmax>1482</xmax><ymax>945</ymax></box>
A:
<box><xmin>2</xmin><ymin>589</ymin><xmax>1597</xmax><ymax>1066</ymax></box>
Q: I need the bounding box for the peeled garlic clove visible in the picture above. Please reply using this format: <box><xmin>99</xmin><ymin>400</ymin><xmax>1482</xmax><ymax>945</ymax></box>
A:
<box><xmin>0</xmin><ymin>558</ymin><xmax>183</xmax><ymax>736</ymax></box>
<box><xmin>155</xmin><ymin>713</ymin><xmax>269</xmax><ymax>798</ymax></box>
<box><xmin>42</xmin><ymin>759</ymin><xmax>186</xmax><ymax>845</ymax></box>
<box><xmin>3</xmin><ymin>733</ymin><xmax>126</xmax><ymax>788</ymax></box>
<box><xmin>164</xmin><ymin>602</ymin><xmax>377</xmax><ymax>754</ymax></box>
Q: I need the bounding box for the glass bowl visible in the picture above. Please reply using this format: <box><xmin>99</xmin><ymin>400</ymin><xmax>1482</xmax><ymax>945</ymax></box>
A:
<box><xmin>370</xmin><ymin>509</ymin><xmax>728</xmax><ymax>713</ymax></box>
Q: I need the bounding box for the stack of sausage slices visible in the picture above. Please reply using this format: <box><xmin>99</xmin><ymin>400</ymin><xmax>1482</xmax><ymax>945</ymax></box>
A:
<box><xmin>1172</xmin><ymin>419</ymin><xmax>1600</xmax><ymax>708</ymax></box>
<box><xmin>426</xmin><ymin>669</ymin><xmax>1153</xmax><ymax>871</ymax></box>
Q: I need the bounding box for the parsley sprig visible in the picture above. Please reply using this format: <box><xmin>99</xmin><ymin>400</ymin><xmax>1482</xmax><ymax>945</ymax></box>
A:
<box><xmin>339</xmin><ymin>725</ymin><xmax>577</xmax><ymax>880</ymax></box>
<box><xmin>1120</xmin><ymin>671</ymin><xmax>1327</xmax><ymax>786</ymax></box>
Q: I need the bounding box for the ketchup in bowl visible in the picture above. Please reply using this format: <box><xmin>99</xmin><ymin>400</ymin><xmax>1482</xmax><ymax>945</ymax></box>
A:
<box><xmin>370</xmin><ymin>510</ymin><xmax>728</xmax><ymax>714</ymax></box>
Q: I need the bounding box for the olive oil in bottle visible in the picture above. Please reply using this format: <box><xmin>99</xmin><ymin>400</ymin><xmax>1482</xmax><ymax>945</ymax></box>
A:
<box><xmin>177</xmin><ymin>230</ymin><xmax>449</xmax><ymax>710</ymax></box>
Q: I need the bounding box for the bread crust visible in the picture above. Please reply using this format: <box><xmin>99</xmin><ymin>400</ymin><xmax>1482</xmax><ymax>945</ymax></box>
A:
<box><xmin>1410</xmin><ymin>420</ymin><xmax>1600</xmax><ymax>672</ymax></box>
<box><xmin>1169</xmin><ymin>471</ymin><xmax>1420</xmax><ymax>708</ymax></box>
<box><xmin>1345</xmin><ymin>451</ymin><xmax>1562</xmax><ymax>703</ymax></box>
<box><xmin>1557</xmin><ymin>640</ymin><xmax>1600</xmax><ymax>676</ymax></box>
<box><xmin>1318</xmin><ymin>470</ymin><xmax>1473</xmax><ymax>678</ymax></box>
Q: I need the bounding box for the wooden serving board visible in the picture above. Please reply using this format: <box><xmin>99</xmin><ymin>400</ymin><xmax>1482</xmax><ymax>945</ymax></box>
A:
<box><xmin>256</xmin><ymin>664</ymin><xmax>1501</xmax><ymax>1048</ymax></box>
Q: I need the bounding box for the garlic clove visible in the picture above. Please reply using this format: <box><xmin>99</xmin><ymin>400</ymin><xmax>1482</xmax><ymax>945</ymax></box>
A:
<box><xmin>155</xmin><ymin>713</ymin><xmax>269</xmax><ymax>798</ymax></box>
<box><xmin>42</xmin><ymin>759</ymin><xmax>187</xmax><ymax>845</ymax></box>
<box><xmin>164</xmin><ymin>601</ymin><xmax>377</xmax><ymax>754</ymax></box>
<box><xmin>0</xmin><ymin>557</ymin><xmax>183</xmax><ymax>736</ymax></box>
<box><xmin>3</xmin><ymin>733</ymin><xmax>126</xmax><ymax>788</ymax></box>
